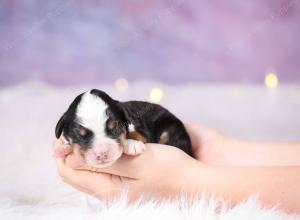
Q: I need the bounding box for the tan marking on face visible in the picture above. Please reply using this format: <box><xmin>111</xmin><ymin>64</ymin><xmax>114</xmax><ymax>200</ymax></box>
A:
<box><xmin>107</xmin><ymin>119</ymin><xmax>117</xmax><ymax>130</ymax></box>
<box><xmin>118</xmin><ymin>132</ymin><xmax>127</xmax><ymax>147</ymax></box>
<box><xmin>73</xmin><ymin>144</ymin><xmax>86</xmax><ymax>159</ymax></box>
<box><xmin>158</xmin><ymin>131</ymin><xmax>169</xmax><ymax>144</ymax></box>
<box><xmin>73</xmin><ymin>144</ymin><xmax>88</xmax><ymax>158</ymax></box>
<box><xmin>79</xmin><ymin>148</ymin><xmax>86</xmax><ymax>157</ymax></box>
<box><xmin>128</xmin><ymin>131</ymin><xmax>147</xmax><ymax>143</ymax></box>
<box><xmin>79</xmin><ymin>127</ymin><xmax>87</xmax><ymax>136</ymax></box>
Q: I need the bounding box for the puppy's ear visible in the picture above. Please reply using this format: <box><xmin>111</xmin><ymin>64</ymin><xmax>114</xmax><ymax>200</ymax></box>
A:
<box><xmin>55</xmin><ymin>114</ymin><xmax>66</xmax><ymax>138</ymax></box>
<box><xmin>91</xmin><ymin>89</ymin><xmax>130</xmax><ymax>122</ymax></box>
<box><xmin>90</xmin><ymin>89</ymin><xmax>115</xmax><ymax>103</ymax></box>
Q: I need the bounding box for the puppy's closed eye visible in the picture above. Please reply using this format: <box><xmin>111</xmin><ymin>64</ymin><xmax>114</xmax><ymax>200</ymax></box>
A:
<box><xmin>106</xmin><ymin>119</ymin><xmax>124</xmax><ymax>138</ymax></box>
<box><xmin>107</xmin><ymin>119</ymin><xmax>117</xmax><ymax>130</ymax></box>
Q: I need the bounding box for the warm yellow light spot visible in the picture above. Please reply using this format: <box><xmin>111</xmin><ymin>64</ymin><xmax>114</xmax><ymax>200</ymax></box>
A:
<box><xmin>265</xmin><ymin>72</ymin><xmax>278</xmax><ymax>88</ymax></box>
<box><xmin>115</xmin><ymin>78</ymin><xmax>128</xmax><ymax>91</ymax></box>
<box><xmin>149</xmin><ymin>87</ymin><xmax>164</xmax><ymax>103</ymax></box>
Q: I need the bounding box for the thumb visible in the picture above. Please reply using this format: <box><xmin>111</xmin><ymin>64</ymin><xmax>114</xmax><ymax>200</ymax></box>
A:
<box><xmin>65</xmin><ymin>153</ymin><xmax>88</xmax><ymax>169</ymax></box>
<box><xmin>67</xmin><ymin>143</ymin><xmax>162</xmax><ymax>179</ymax></box>
<box><xmin>93</xmin><ymin>143</ymin><xmax>167</xmax><ymax>179</ymax></box>
<box><xmin>66</xmin><ymin>153</ymin><xmax>144</xmax><ymax>179</ymax></box>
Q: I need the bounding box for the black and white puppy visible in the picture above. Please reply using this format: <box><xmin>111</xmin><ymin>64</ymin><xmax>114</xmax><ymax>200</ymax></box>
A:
<box><xmin>55</xmin><ymin>89</ymin><xmax>193</xmax><ymax>168</ymax></box>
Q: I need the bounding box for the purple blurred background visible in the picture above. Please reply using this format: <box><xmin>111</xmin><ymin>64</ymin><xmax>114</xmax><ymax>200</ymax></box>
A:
<box><xmin>0</xmin><ymin>0</ymin><xmax>300</xmax><ymax>86</ymax></box>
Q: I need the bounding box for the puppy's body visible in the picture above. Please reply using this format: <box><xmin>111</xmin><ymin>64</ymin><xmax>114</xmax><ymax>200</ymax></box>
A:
<box><xmin>55</xmin><ymin>89</ymin><xmax>193</xmax><ymax>167</ymax></box>
<box><xmin>121</xmin><ymin>101</ymin><xmax>193</xmax><ymax>156</ymax></box>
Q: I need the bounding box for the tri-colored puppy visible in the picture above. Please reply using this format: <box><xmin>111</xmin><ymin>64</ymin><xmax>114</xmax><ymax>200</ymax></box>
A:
<box><xmin>55</xmin><ymin>89</ymin><xmax>193</xmax><ymax>168</ymax></box>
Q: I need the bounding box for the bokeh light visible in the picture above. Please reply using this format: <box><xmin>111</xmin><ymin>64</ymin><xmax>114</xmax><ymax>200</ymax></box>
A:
<box><xmin>149</xmin><ymin>87</ymin><xmax>164</xmax><ymax>103</ymax></box>
<box><xmin>115</xmin><ymin>78</ymin><xmax>128</xmax><ymax>91</ymax></box>
<box><xmin>265</xmin><ymin>72</ymin><xmax>279</xmax><ymax>88</ymax></box>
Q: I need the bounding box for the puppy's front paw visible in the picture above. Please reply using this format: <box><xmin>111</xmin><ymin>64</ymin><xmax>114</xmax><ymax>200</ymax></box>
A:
<box><xmin>123</xmin><ymin>139</ymin><xmax>146</xmax><ymax>156</ymax></box>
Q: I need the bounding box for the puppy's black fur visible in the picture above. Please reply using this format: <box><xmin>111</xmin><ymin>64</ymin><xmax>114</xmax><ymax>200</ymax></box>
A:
<box><xmin>55</xmin><ymin>89</ymin><xmax>193</xmax><ymax>157</ymax></box>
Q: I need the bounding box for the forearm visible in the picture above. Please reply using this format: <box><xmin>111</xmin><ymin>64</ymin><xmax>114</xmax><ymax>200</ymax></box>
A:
<box><xmin>186</xmin><ymin>124</ymin><xmax>300</xmax><ymax>166</ymax></box>
<box><xmin>198</xmin><ymin>133</ymin><xmax>300</xmax><ymax>166</ymax></box>
<box><xmin>188</xmin><ymin>162</ymin><xmax>300</xmax><ymax>213</ymax></box>
<box><xmin>221</xmin><ymin>139</ymin><xmax>300</xmax><ymax>166</ymax></box>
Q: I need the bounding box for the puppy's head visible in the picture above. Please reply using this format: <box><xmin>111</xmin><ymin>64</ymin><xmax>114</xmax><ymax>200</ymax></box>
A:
<box><xmin>55</xmin><ymin>89</ymin><xmax>128</xmax><ymax>168</ymax></box>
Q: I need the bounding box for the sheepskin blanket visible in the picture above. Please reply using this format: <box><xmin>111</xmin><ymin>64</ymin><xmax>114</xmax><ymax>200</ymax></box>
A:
<box><xmin>0</xmin><ymin>82</ymin><xmax>299</xmax><ymax>220</ymax></box>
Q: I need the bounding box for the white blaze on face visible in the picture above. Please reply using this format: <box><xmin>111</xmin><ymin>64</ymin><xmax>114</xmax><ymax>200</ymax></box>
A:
<box><xmin>75</xmin><ymin>91</ymin><xmax>123</xmax><ymax>167</ymax></box>
<box><xmin>76</xmin><ymin>91</ymin><xmax>108</xmax><ymax>138</ymax></box>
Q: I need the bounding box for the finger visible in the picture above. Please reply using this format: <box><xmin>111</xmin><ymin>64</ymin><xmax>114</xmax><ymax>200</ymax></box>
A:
<box><xmin>65</xmin><ymin>153</ymin><xmax>90</xmax><ymax>170</ymax></box>
<box><xmin>53</xmin><ymin>138</ymin><xmax>67</xmax><ymax>165</ymax></box>
<box><xmin>99</xmin><ymin>155</ymin><xmax>145</xmax><ymax>178</ymax></box>
<box><xmin>53</xmin><ymin>138</ymin><xmax>73</xmax><ymax>158</ymax></box>
<box><xmin>65</xmin><ymin>143</ymin><xmax>178</xmax><ymax>180</ymax></box>
<box><xmin>54</xmin><ymin>145</ymin><xmax>73</xmax><ymax>158</ymax></box>
<box><xmin>95</xmin><ymin>143</ymin><xmax>175</xmax><ymax>179</ymax></box>
<box><xmin>53</xmin><ymin>136</ymin><xmax>154</xmax><ymax>178</ymax></box>
<box><xmin>65</xmin><ymin>151</ymin><xmax>141</xmax><ymax>179</ymax></box>
<box><xmin>64</xmin><ymin>152</ymin><xmax>112</xmax><ymax>173</ymax></box>
<box><xmin>55</xmin><ymin>154</ymin><xmax>120</xmax><ymax>195</ymax></box>
<box><xmin>53</xmin><ymin>138</ymin><xmax>64</xmax><ymax>150</ymax></box>
<box><xmin>184</xmin><ymin>123</ymin><xmax>207</xmax><ymax>155</ymax></box>
<box><xmin>185</xmin><ymin>124</ymin><xmax>200</xmax><ymax>151</ymax></box>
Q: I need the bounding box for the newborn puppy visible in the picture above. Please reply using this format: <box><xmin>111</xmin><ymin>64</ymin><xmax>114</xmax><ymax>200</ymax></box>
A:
<box><xmin>55</xmin><ymin>89</ymin><xmax>193</xmax><ymax>168</ymax></box>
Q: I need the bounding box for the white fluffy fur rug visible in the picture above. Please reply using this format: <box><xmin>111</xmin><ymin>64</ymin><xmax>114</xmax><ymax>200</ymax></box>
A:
<box><xmin>0</xmin><ymin>82</ymin><xmax>299</xmax><ymax>220</ymax></box>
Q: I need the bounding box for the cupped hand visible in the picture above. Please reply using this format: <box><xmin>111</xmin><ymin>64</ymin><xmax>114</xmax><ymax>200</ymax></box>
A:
<box><xmin>54</xmin><ymin>138</ymin><xmax>202</xmax><ymax>202</ymax></box>
<box><xmin>185</xmin><ymin>123</ymin><xmax>229</xmax><ymax>165</ymax></box>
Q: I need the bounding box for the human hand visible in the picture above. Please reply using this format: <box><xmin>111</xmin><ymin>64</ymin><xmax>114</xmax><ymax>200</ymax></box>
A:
<box><xmin>54</xmin><ymin>124</ymin><xmax>300</xmax><ymax>213</ymax></box>
<box><xmin>185</xmin><ymin>123</ymin><xmax>228</xmax><ymax>165</ymax></box>
<box><xmin>54</xmin><ymin>138</ymin><xmax>202</xmax><ymax>202</ymax></box>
